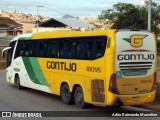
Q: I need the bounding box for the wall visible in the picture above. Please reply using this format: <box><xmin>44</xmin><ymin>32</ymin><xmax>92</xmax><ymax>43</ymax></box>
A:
<box><xmin>23</xmin><ymin>23</ymin><xmax>35</xmax><ymax>34</ymax></box>
<box><xmin>32</xmin><ymin>27</ymin><xmax>71</xmax><ymax>33</ymax></box>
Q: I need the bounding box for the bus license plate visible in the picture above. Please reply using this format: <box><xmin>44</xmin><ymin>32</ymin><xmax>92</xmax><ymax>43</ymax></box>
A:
<box><xmin>132</xmin><ymin>97</ymin><xmax>140</xmax><ymax>101</ymax></box>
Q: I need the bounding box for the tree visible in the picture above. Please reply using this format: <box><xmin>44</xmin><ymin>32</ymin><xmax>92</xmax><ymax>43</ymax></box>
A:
<box><xmin>0</xmin><ymin>22</ymin><xmax>8</xmax><ymax>27</ymax></box>
<box><xmin>98</xmin><ymin>2</ymin><xmax>160</xmax><ymax>37</ymax></box>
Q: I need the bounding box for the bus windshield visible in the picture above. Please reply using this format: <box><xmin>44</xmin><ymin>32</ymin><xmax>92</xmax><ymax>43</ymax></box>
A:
<box><xmin>7</xmin><ymin>41</ymin><xmax>16</xmax><ymax>67</ymax></box>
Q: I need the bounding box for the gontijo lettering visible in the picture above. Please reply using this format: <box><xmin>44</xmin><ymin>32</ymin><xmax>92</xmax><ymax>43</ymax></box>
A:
<box><xmin>47</xmin><ymin>61</ymin><xmax>77</xmax><ymax>72</ymax></box>
<box><xmin>117</xmin><ymin>54</ymin><xmax>155</xmax><ymax>60</ymax></box>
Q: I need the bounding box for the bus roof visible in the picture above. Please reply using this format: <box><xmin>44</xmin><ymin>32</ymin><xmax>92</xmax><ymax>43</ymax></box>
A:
<box><xmin>11</xmin><ymin>29</ymin><xmax>116</xmax><ymax>42</ymax></box>
<box><xmin>11</xmin><ymin>33</ymin><xmax>33</xmax><ymax>42</ymax></box>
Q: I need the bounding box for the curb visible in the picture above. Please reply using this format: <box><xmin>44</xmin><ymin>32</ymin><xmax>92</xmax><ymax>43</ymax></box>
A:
<box><xmin>136</xmin><ymin>104</ymin><xmax>160</xmax><ymax>112</ymax></box>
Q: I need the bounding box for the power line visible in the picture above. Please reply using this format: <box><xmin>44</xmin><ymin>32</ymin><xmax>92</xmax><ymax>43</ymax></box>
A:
<box><xmin>43</xmin><ymin>7</ymin><xmax>67</xmax><ymax>15</ymax></box>
<box><xmin>43</xmin><ymin>6</ymin><xmax>75</xmax><ymax>17</ymax></box>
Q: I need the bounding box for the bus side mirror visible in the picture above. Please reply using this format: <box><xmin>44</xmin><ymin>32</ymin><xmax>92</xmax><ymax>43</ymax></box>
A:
<box><xmin>1</xmin><ymin>47</ymin><xmax>11</xmax><ymax>57</ymax></box>
<box><xmin>1</xmin><ymin>51</ymin><xmax>5</xmax><ymax>58</ymax></box>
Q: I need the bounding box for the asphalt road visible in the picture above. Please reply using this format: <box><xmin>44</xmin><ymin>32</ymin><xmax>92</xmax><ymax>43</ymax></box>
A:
<box><xmin>0</xmin><ymin>71</ymin><xmax>159</xmax><ymax>120</ymax></box>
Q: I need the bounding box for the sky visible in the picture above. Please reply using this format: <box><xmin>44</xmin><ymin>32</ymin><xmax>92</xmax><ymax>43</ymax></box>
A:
<box><xmin>0</xmin><ymin>0</ymin><xmax>159</xmax><ymax>18</ymax></box>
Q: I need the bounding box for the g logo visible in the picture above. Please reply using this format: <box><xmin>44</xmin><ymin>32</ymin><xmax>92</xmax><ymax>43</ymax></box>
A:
<box><xmin>130</xmin><ymin>35</ymin><xmax>147</xmax><ymax>48</ymax></box>
<box><xmin>123</xmin><ymin>35</ymin><xmax>147</xmax><ymax>48</ymax></box>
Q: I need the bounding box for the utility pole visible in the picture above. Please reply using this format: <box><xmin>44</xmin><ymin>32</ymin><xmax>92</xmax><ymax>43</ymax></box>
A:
<box><xmin>148</xmin><ymin>0</ymin><xmax>152</xmax><ymax>31</ymax></box>
<box><xmin>36</xmin><ymin>6</ymin><xmax>43</xmax><ymax>32</ymax></box>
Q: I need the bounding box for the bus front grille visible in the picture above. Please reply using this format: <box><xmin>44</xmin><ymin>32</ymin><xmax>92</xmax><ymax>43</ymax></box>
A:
<box><xmin>91</xmin><ymin>79</ymin><xmax>105</xmax><ymax>103</ymax></box>
<box><xmin>119</xmin><ymin>62</ymin><xmax>152</xmax><ymax>76</ymax></box>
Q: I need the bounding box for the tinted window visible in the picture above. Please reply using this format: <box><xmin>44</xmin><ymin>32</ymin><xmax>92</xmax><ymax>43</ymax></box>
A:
<box><xmin>7</xmin><ymin>41</ymin><xmax>16</xmax><ymax>66</ymax></box>
<box><xmin>15</xmin><ymin>41</ymin><xmax>37</xmax><ymax>58</ymax></box>
<box><xmin>14</xmin><ymin>36</ymin><xmax>107</xmax><ymax>60</ymax></box>
<box><xmin>49</xmin><ymin>41</ymin><xmax>58</xmax><ymax>57</ymax></box>
<box><xmin>75</xmin><ymin>36</ymin><xmax>107</xmax><ymax>60</ymax></box>
<box><xmin>37</xmin><ymin>41</ymin><xmax>48</xmax><ymax>57</ymax></box>
<box><xmin>96</xmin><ymin>37</ymin><xmax>106</xmax><ymax>58</ymax></box>
<box><xmin>29</xmin><ymin>41</ymin><xmax>37</xmax><ymax>57</ymax></box>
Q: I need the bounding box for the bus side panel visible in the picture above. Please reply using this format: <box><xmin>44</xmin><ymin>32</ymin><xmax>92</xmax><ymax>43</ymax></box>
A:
<box><xmin>83</xmin><ymin>53</ymin><xmax>116</xmax><ymax>105</ymax></box>
<box><xmin>105</xmin><ymin>53</ymin><xmax>115</xmax><ymax>105</ymax></box>
<box><xmin>48</xmin><ymin>73</ymin><xmax>85</xmax><ymax>96</ymax></box>
<box><xmin>37</xmin><ymin>57</ymin><xmax>106</xmax><ymax>102</ymax></box>
<box><xmin>37</xmin><ymin>58</ymin><xmax>86</xmax><ymax>95</ymax></box>
<box><xmin>15</xmin><ymin>57</ymin><xmax>51</xmax><ymax>93</ymax></box>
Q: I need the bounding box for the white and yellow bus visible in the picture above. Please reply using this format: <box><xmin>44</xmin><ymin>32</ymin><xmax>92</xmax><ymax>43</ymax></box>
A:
<box><xmin>1</xmin><ymin>29</ymin><xmax>157</xmax><ymax>108</ymax></box>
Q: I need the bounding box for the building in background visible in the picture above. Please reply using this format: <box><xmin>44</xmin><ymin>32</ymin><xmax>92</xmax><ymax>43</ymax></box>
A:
<box><xmin>34</xmin><ymin>18</ymin><xmax>95</xmax><ymax>33</ymax></box>
<box><xmin>0</xmin><ymin>17</ymin><xmax>22</xmax><ymax>38</ymax></box>
<box><xmin>23</xmin><ymin>22</ymin><xmax>35</xmax><ymax>34</ymax></box>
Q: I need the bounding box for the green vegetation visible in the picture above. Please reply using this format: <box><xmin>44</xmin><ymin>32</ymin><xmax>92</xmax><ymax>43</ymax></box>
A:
<box><xmin>155</xmin><ymin>83</ymin><xmax>160</xmax><ymax>102</ymax></box>
<box><xmin>0</xmin><ymin>47</ymin><xmax>3</xmax><ymax>59</ymax></box>
<box><xmin>98</xmin><ymin>2</ymin><xmax>160</xmax><ymax>37</ymax></box>
<box><xmin>0</xmin><ymin>61</ymin><xmax>7</xmax><ymax>70</ymax></box>
<box><xmin>0</xmin><ymin>22</ymin><xmax>8</xmax><ymax>27</ymax></box>
<box><xmin>0</xmin><ymin>47</ymin><xmax>7</xmax><ymax>70</ymax></box>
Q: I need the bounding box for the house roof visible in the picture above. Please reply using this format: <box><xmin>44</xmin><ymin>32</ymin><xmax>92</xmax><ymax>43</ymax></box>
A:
<box><xmin>39</xmin><ymin>18</ymin><xmax>94</xmax><ymax>28</ymax></box>
<box><xmin>0</xmin><ymin>17</ymin><xmax>22</xmax><ymax>28</ymax></box>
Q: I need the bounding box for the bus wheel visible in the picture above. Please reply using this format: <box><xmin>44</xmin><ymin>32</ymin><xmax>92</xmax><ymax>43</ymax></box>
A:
<box><xmin>15</xmin><ymin>75</ymin><xmax>22</xmax><ymax>89</ymax></box>
<box><xmin>60</xmin><ymin>84</ymin><xmax>73</xmax><ymax>104</ymax></box>
<box><xmin>74</xmin><ymin>86</ymin><xmax>87</xmax><ymax>108</ymax></box>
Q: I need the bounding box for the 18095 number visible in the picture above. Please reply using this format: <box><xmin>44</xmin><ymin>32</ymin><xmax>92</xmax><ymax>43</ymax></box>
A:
<box><xmin>86</xmin><ymin>67</ymin><xmax>101</xmax><ymax>73</ymax></box>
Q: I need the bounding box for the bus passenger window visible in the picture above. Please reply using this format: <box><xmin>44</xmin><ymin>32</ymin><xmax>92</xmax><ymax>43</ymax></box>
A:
<box><xmin>90</xmin><ymin>38</ymin><xmax>97</xmax><ymax>59</ymax></box>
<box><xmin>79</xmin><ymin>40</ymin><xmax>88</xmax><ymax>59</ymax></box>
<box><xmin>50</xmin><ymin>41</ymin><xmax>57</xmax><ymax>57</ymax></box>
<box><xmin>70</xmin><ymin>40</ymin><xmax>77</xmax><ymax>58</ymax></box>
<box><xmin>39</xmin><ymin>41</ymin><xmax>44</xmax><ymax>57</ymax></box>
<box><xmin>76</xmin><ymin>41</ymin><xmax>80</xmax><ymax>58</ymax></box>
<box><xmin>61</xmin><ymin>39</ymin><xmax>73</xmax><ymax>58</ymax></box>
<box><xmin>61</xmin><ymin>40</ymin><xmax>69</xmax><ymax>58</ymax></box>
<box><xmin>96</xmin><ymin>37</ymin><xmax>107</xmax><ymax>58</ymax></box>
<box><xmin>58</xmin><ymin>40</ymin><xmax>64</xmax><ymax>58</ymax></box>
<box><xmin>29</xmin><ymin>41</ymin><xmax>36</xmax><ymax>57</ymax></box>
<box><xmin>43</xmin><ymin>41</ymin><xmax>48</xmax><ymax>57</ymax></box>
<box><xmin>25</xmin><ymin>42</ymin><xmax>30</xmax><ymax>56</ymax></box>
<box><xmin>20</xmin><ymin>42</ymin><xmax>26</xmax><ymax>56</ymax></box>
<box><xmin>36</xmin><ymin>41</ymin><xmax>47</xmax><ymax>57</ymax></box>
<box><xmin>74</xmin><ymin>37</ymin><xmax>99</xmax><ymax>60</ymax></box>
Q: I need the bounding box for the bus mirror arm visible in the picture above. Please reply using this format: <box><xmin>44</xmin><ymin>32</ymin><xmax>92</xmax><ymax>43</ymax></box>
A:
<box><xmin>1</xmin><ymin>47</ymin><xmax>11</xmax><ymax>57</ymax></box>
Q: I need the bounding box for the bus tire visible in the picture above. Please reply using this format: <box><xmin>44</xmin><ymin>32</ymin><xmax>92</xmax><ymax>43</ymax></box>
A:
<box><xmin>15</xmin><ymin>75</ymin><xmax>22</xmax><ymax>89</ymax></box>
<box><xmin>60</xmin><ymin>84</ymin><xmax>73</xmax><ymax>105</ymax></box>
<box><xmin>74</xmin><ymin>86</ymin><xmax>87</xmax><ymax>108</ymax></box>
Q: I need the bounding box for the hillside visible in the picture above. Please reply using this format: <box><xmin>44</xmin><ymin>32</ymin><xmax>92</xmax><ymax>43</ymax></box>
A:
<box><xmin>0</xmin><ymin>10</ymin><xmax>49</xmax><ymax>24</ymax></box>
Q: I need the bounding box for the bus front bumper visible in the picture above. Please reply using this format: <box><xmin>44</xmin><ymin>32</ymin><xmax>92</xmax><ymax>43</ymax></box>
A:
<box><xmin>106</xmin><ymin>91</ymin><xmax>156</xmax><ymax>106</ymax></box>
